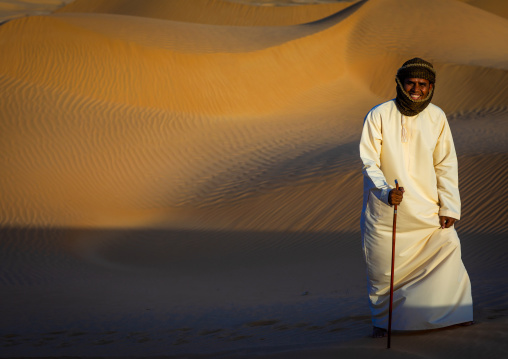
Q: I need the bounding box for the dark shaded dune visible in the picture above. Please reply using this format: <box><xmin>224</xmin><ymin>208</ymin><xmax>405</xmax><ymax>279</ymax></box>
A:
<box><xmin>56</xmin><ymin>0</ymin><xmax>360</xmax><ymax>26</ymax></box>
<box><xmin>301</xmin><ymin>0</ymin><xmax>366</xmax><ymax>26</ymax></box>
<box><xmin>449</xmin><ymin>110</ymin><xmax>508</xmax><ymax>161</ymax></box>
<box><xmin>460</xmin><ymin>0</ymin><xmax>508</xmax><ymax>20</ymax></box>
<box><xmin>189</xmin><ymin>167</ymin><xmax>363</xmax><ymax>233</ymax></box>
<box><xmin>457</xmin><ymin>153</ymin><xmax>508</xmax><ymax>235</ymax></box>
<box><xmin>435</xmin><ymin>64</ymin><xmax>508</xmax><ymax>115</ymax></box>
<box><xmin>0</xmin><ymin>227</ymin><xmax>92</xmax><ymax>285</ymax></box>
<box><xmin>72</xmin><ymin>228</ymin><xmax>362</xmax><ymax>276</ymax></box>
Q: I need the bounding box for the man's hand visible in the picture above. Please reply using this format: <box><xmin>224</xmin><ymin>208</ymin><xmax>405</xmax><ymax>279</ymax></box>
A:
<box><xmin>388</xmin><ymin>187</ymin><xmax>405</xmax><ymax>206</ymax></box>
<box><xmin>439</xmin><ymin>216</ymin><xmax>456</xmax><ymax>229</ymax></box>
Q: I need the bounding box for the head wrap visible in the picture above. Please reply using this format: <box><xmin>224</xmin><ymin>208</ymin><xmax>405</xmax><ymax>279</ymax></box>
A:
<box><xmin>395</xmin><ymin>58</ymin><xmax>436</xmax><ymax>116</ymax></box>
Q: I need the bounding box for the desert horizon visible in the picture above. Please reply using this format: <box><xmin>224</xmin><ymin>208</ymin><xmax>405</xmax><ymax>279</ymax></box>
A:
<box><xmin>1</xmin><ymin>0</ymin><xmax>507</xmax><ymax>358</ymax></box>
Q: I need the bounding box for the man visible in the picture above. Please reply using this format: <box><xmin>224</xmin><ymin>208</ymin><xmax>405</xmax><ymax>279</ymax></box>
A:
<box><xmin>359</xmin><ymin>58</ymin><xmax>473</xmax><ymax>338</ymax></box>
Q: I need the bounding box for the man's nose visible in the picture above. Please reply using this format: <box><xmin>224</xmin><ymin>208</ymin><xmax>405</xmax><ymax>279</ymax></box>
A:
<box><xmin>409</xmin><ymin>85</ymin><xmax>418</xmax><ymax>93</ymax></box>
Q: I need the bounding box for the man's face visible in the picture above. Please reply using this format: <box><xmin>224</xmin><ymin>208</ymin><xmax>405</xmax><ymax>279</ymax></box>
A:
<box><xmin>403</xmin><ymin>78</ymin><xmax>433</xmax><ymax>101</ymax></box>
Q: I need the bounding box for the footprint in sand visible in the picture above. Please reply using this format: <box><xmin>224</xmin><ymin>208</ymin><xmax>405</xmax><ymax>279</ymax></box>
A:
<box><xmin>94</xmin><ymin>339</ymin><xmax>115</xmax><ymax>345</ymax></box>
<box><xmin>198</xmin><ymin>329</ymin><xmax>223</xmax><ymax>336</ymax></box>
<box><xmin>228</xmin><ymin>335</ymin><xmax>252</xmax><ymax>341</ymax></box>
<box><xmin>173</xmin><ymin>338</ymin><xmax>190</xmax><ymax>345</ymax></box>
<box><xmin>245</xmin><ymin>319</ymin><xmax>279</xmax><ymax>327</ymax></box>
<box><xmin>68</xmin><ymin>331</ymin><xmax>87</xmax><ymax>337</ymax></box>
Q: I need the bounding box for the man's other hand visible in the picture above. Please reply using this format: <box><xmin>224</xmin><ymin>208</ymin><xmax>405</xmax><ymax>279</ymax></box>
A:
<box><xmin>439</xmin><ymin>216</ymin><xmax>456</xmax><ymax>229</ymax></box>
<box><xmin>388</xmin><ymin>187</ymin><xmax>405</xmax><ymax>206</ymax></box>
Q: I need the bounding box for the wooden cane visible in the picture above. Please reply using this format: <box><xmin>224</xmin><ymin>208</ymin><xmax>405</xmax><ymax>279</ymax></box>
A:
<box><xmin>387</xmin><ymin>179</ymin><xmax>399</xmax><ymax>349</ymax></box>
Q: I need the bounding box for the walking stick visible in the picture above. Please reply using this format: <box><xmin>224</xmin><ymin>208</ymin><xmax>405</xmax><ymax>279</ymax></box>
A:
<box><xmin>387</xmin><ymin>179</ymin><xmax>399</xmax><ymax>349</ymax></box>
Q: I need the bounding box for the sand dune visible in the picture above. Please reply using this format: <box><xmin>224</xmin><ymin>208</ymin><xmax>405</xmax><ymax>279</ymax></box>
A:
<box><xmin>1</xmin><ymin>0</ymin><xmax>508</xmax><ymax>357</ymax></box>
<box><xmin>56</xmin><ymin>0</ymin><xmax>360</xmax><ymax>26</ymax></box>
<box><xmin>2</xmin><ymin>0</ymin><xmax>507</xmax><ymax>227</ymax></box>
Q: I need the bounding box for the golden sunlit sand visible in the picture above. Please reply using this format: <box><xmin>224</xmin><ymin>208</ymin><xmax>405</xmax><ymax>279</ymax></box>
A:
<box><xmin>0</xmin><ymin>0</ymin><xmax>507</xmax><ymax>357</ymax></box>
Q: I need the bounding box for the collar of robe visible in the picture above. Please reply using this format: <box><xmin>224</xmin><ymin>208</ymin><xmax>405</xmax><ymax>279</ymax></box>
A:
<box><xmin>394</xmin><ymin>77</ymin><xmax>434</xmax><ymax>117</ymax></box>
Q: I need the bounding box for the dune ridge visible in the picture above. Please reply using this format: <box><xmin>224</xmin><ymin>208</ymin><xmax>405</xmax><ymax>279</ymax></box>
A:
<box><xmin>459</xmin><ymin>0</ymin><xmax>508</xmax><ymax>19</ymax></box>
<box><xmin>0</xmin><ymin>0</ymin><xmax>74</xmax><ymax>23</ymax></box>
<box><xmin>56</xmin><ymin>0</ymin><xmax>361</xmax><ymax>26</ymax></box>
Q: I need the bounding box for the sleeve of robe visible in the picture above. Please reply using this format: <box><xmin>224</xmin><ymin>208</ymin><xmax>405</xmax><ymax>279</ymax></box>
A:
<box><xmin>433</xmin><ymin>115</ymin><xmax>461</xmax><ymax>220</ymax></box>
<box><xmin>360</xmin><ymin>109</ymin><xmax>393</xmax><ymax>205</ymax></box>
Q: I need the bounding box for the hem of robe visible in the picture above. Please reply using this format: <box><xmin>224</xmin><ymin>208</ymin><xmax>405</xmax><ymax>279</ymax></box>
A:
<box><xmin>371</xmin><ymin>316</ymin><xmax>474</xmax><ymax>331</ymax></box>
<box><xmin>370</xmin><ymin>300</ymin><xmax>474</xmax><ymax>331</ymax></box>
<box><xmin>364</xmin><ymin>226</ymin><xmax>473</xmax><ymax>331</ymax></box>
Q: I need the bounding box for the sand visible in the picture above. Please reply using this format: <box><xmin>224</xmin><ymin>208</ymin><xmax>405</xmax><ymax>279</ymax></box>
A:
<box><xmin>0</xmin><ymin>0</ymin><xmax>507</xmax><ymax>357</ymax></box>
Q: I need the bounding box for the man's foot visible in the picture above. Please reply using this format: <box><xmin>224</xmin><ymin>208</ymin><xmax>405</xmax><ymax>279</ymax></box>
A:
<box><xmin>457</xmin><ymin>321</ymin><xmax>474</xmax><ymax>326</ymax></box>
<box><xmin>372</xmin><ymin>326</ymin><xmax>388</xmax><ymax>338</ymax></box>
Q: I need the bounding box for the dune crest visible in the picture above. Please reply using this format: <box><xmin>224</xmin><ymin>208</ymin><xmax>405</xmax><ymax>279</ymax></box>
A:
<box><xmin>56</xmin><ymin>0</ymin><xmax>361</xmax><ymax>26</ymax></box>
<box><xmin>459</xmin><ymin>0</ymin><xmax>508</xmax><ymax>19</ymax></box>
<box><xmin>0</xmin><ymin>0</ymin><xmax>73</xmax><ymax>23</ymax></box>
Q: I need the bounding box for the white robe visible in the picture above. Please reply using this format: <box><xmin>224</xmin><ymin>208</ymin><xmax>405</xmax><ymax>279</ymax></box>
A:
<box><xmin>360</xmin><ymin>99</ymin><xmax>473</xmax><ymax>330</ymax></box>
